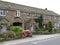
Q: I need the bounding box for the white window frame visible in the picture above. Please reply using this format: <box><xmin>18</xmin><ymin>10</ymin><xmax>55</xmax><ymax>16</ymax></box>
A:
<box><xmin>16</xmin><ymin>10</ymin><xmax>20</xmax><ymax>17</ymax></box>
<box><xmin>0</xmin><ymin>9</ymin><xmax>6</xmax><ymax>16</ymax></box>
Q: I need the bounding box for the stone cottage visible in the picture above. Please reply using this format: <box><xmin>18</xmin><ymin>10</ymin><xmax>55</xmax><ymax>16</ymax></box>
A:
<box><xmin>0</xmin><ymin>1</ymin><xmax>60</xmax><ymax>32</ymax></box>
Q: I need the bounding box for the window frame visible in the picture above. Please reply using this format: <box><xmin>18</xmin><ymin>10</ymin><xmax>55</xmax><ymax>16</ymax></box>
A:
<box><xmin>16</xmin><ymin>10</ymin><xmax>20</xmax><ymax>17</ymax></box>
<box><xmin>0</xmin><ymin>9</ymin><xmax>6</xmax><ymax>16</ymax></box>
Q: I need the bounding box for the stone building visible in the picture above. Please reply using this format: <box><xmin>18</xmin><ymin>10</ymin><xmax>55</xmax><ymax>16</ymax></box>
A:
<box><xmin>0</xmin><ymin>1</ymin><xmax>60</xmax><ymax>32</ymax></box>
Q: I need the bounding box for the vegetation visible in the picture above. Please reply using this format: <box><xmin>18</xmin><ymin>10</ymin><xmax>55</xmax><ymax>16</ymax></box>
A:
<box><xmin>2</xmin><ymin>31</ymin><xmax>16</xmax><ymax>38</ymax></box>
<box><xmin>33</xmin><ymin>20</ymin><xmax>60</xmax><ymax>34</ymax></box>
<box><xmin>35</xmin><ymin>14</ymin><xmax>43</xmax><ymax>28</ymax></box>
<box><xmin>0</xmin><ymin>25</ymin><xmax>2</xmax><ymax>32</ymax></box>
<box><xmin>0</xmin><ymin>16</ymin><xmax>60</xmax><ymax>42</ymax></box>
<box><xmin>0</xmin><ymin>26</ymin><xmax>32</xmax><ymax>42</ymax></box>
<box><xmin>23</xmin><ymin>30</ymin><xmax>32</xmax><ymax>37</ymax></box>
<box><xmin>48</xmin><ymin>21</ymin><xmax>53</xmax><ymax>32</ymax></box>
<box><xmin>10</xmin><ymin>26</ymin><xmax>23</xmax><ymax>35</ymax></box>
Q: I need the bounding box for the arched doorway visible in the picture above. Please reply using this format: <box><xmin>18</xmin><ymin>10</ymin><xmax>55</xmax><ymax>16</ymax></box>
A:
<box><xmin>13</xmin><ymin>22</ymin><xmax>22</xmax><ymax>26</ymax></box>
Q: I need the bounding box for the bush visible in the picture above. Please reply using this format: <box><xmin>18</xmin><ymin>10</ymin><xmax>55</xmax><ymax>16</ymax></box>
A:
<box><xmin>33</xmin><ymin>28</ymin><xmax>50</xmax><ymax>34</ymax></box>
<box><xmin>10</xmin><ymin>26</ymin><xmax>23</xmax><ymax>35</ymax></box>
<box><xmin>52</xmin><ymin>29</ymin><xmax>56</xmax><ymax>33</ymax></box>
<box><xmin>35</xmin><ymin>28</ymin><xmax>40</xmax><ymax>32</ymax></box>
<box><xmin>0</xmin><ymin>31</ymin><xmax>16</xmax><ymax>41</ymax></box>
<box><xmin>48</xmin><ymin>21</ymin><xmax>53</xmax><ymax>32</ymax></box>
<box><xmin>23</xmin><ymin>29</ymin><xmax>32</xmax><ymax>37</ymax></box>
<box><xmin>0</xmin><ymin>33</ymin><xmax>6</xmax><ymax>41</ymax></box>
<box><xmin>7</xmin><ymin>26</ymin><xmax>10</xmax><ymax>30</ymax></box>
<box><xmin>0</xmin><ymin>38</ymin><xmax>5</xmax><ymax>42</ymax></box>
<box><xmin>2</xmin><ymin>31</ymin><xmax>16</xmax><ymax>38</ymax></box>
<box><xmin>0</xmin><ymin>33</ymin><xmax>3</xmax><ymax>38</ymax></box>
<box><xmin>56</xmin><ymin>30</ymin><xmax>60</xmax><ymax>33</ymax></box>
<box><xmin>18</xmin><ymin>32</ymin><xmax>23</xmax><ymax>38</ymax></box>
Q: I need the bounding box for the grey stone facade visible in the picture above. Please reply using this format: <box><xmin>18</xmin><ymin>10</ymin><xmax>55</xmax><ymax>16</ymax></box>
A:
<box><xmin>0</xmin><ymin>1</ymin><xmax>60</xmax><ymax>32</ymax></box>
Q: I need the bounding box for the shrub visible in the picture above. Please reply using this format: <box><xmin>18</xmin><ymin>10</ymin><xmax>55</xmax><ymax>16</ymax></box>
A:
<box><xmin>0</xmin><ymin>31</ymin><xmax>16</xmax><ymax>41</ymax></box>
<box><xmin>2</xmin><ymin>31</ymin><xmax>16</xmax><ymax>38</ymax></box>
<box><xmin>0</xmin><ymin>33</ymin><xmax>6</xmax><ymax>41</ymax></box>
<box><xmin>0</xmin><ymin>33</ymin><xmax>3</xmax><ymax>38</ymax></box>
<box><xmin>56</xmin><ymin>30</ymin><xmax>60</xmax><ymax>33</ymax></box>
<box><xmin>48</xmin><ymin>21</ymin><xmax>53</xmax><ymax>32</ymax></box>
<box><xmin>17</xmin><ymin>32</ymin><xmax>23</xmax><ymax>38</ymax></box>
<box><xmin>10</xmin><ymin>26</ymin><xmax>23</xmax><ymax>34</ymax></box>
<box><xmin>33</xmin><ymin>28</ymin><xmax>49</xmax><ymax>34</ymax></box>
<box><xmin>35</xmin><ymin>28</ymin><xmax>40</xmax><ymax>32</ymax></box>
<box><xmin>35</xmin><ymin>15</ymin><xmax>43</xmax><ymax>28</ymax></box>
<box><xmin>52</xmin><ymin>29</ymin><xmax>56</xmax><ymax>33</ymax></box>
<box><xmin>0</xmin><ymin>38</ymin><xmax>5</xmax><ymax>42</ymax></box>
<box><xmin>23</xmin><ymin>29</ymin><xmax>32</xmax><ymax>37</ymax></box>
<box><xmin>7</xmin><ymin>26</ymin><xmax>11</xmax><ymax>30</ymax></box>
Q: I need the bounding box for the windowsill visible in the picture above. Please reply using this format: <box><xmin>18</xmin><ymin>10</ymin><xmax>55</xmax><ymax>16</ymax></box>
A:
<box><xmin>0</xmin><ymin>15</ymin><xmax>6</xmax><ymax>16</ymax></box>
<box><xmin>15</xmin><ymin>16</ymin><xmax>20</xmax><ymax>18</ymax></box>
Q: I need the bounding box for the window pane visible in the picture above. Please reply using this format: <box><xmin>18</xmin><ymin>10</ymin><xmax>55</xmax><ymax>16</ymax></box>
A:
<box><xmin>16</xmin><ymin>10</ymin><xmax>20</xmax><ymax>17</ymax></box>
<box><xmin>0</xmin><ymin>10</ymin><xmax>6</xmax><ymax>16</ymax></box>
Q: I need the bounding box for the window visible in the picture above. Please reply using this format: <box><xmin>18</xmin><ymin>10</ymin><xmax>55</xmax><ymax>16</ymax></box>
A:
<box><xmin>53</xmin><ymin>22</ymin><xmax>59</xmax><ymax>27</ymax></box>
<box><xmin>34</xmin><ymin>14</ymin><xmax>40</xmax><ymax>18</ymax></box>
<box><xmin>16</xmin><ymin>10</ymin><xmax>20</xmax><ymax>17</ymax></box>
<box><xmin>0</xmin><ymin>9</ymin><xmax>6</xmax><ymax>16</ymax></box>
<box><xmin>54</xmin><ymin>16</ymin><xmax>56</xmax><ymax>20</ymax></box>
<box><xmin>37</xmin><ymin>14</ymin><xmax>40</xmax><ymax>17</ymax></box>
<box><xmin>36</xmin><ymin>14</ymin><xmax>40</xmax><ymax>17</ymax></box>
<box><xmin>46</xmin><ymin>15</ymin><xmax>51</xmax><ymax>19</ymax></box>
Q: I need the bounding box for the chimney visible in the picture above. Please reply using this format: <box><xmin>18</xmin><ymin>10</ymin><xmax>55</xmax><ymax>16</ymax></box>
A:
<box><xmin>45</xmin><ymin>8</ymin><xmax>47</xmax><ymax>10</ymax></box>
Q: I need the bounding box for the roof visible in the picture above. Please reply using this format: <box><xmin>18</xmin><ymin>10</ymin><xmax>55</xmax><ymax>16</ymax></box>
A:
<box><xmin>0</xmin><ymin>1</ymin><xmax>59</xmax><ymax>16</ymax></box>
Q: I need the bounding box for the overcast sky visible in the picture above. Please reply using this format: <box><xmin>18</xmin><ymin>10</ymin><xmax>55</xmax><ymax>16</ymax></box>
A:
<box><xmin>2</xmin><ymin>0</ymin><xmax>60</xmax><ymax>15</ymax></box>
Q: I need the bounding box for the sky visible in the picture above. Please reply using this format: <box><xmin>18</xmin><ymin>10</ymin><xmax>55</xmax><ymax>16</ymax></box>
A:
<box><xmin>1</xmin><ymin>0</ymin><xmax>60</xmax><ymax>15</ymax></box>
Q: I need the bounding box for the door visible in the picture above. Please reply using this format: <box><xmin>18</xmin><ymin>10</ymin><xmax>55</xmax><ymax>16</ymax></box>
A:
<box><xmin>1</xmin><ymin>25</ymin><xmax>7</xmax><ymax>33</ymax></box>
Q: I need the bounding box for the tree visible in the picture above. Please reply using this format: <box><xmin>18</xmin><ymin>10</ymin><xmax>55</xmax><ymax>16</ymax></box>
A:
<box><xmin>48</xmin><ymin>21</ymin><xmax>53</xmax><ymax>32</ymax></box>
<box><xmin>35</xmin><ymin>14</ymin><xmax>43</xmax><ymax>28</ymax></box>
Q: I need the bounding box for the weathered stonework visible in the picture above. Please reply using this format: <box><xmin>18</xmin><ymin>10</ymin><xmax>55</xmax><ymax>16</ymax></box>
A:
<box><xmin>0</xmin><ymin>1</ymin><xmax>60</xmax><ymax>32</ymax></box>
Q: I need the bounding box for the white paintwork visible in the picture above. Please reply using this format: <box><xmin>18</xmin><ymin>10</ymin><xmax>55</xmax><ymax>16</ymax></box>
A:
<box><xmin>31</xmin><ymin>25</ymin><xmax>34</xmax><ymax>31</ymax></box>
<box><xmin>16</xmin><ymin>10</ymin><xmax>20</xmax><ymax>17</ymax></box>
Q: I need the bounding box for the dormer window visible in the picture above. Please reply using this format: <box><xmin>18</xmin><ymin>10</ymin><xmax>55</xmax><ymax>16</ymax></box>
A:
<box><xmin>16</xmin><ymin>10</ymin><xmax>20</xmax><ymax>17</ymax></box>
<box><xmin>0</xmin><ymin>9</ymin><xmax>6</xmax><ymax>16</ymax></box>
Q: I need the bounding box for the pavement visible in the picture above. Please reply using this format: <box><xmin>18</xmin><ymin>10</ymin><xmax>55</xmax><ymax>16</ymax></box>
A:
<box><xmin>0</xmin><ymin>33</ymin><xmax>60</xmax><ymax>45</ymax></box>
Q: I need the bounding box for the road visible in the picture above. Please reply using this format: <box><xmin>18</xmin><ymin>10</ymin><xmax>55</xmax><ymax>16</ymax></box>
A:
<box><xmin>15</xmin><ymin>36</ymin><xmax>60</xmax><ymax>45</ymax></box>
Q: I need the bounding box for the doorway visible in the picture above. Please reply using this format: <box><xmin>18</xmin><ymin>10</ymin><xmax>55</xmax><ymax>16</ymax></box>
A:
<box><xmin>13</xmin><ymin>22</ymin><xmax>22</xmax><ymax>26</ymax></box>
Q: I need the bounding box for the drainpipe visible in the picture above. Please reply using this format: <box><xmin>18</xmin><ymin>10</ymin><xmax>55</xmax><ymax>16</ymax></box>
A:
<box><xmin>22</xmin><ymin>22</ymin><xmax>24</xmax><ymax>30</ymax></box>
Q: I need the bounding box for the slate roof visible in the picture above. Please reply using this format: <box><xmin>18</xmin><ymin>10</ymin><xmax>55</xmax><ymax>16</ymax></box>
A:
<box><xmin>0</xmin><ymin>1</ymin><xmax>59</xmax><ymax>16</ymax></box>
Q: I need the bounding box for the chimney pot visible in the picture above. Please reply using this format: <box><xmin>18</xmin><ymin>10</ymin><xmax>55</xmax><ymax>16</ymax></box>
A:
<box><xmin>45</xmin><ymin>8</ymin><xmax>47</xmax><ymax>10</ymax></box>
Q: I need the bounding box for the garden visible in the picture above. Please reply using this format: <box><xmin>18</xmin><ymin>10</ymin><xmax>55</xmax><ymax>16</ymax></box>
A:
<box><xmin>0</xmin><ymin>26</ymin><xmax>32</xmax><ymax>42</ymax></box>
<box><xmin>33</xmin><ymin>15</ymin><xmax>60</xmax><ymax>34</ymax></box>
<box><xmin>0</xmin><ymin>15</ymin><xmax>60</xmax><ymax>42</ymax></box>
